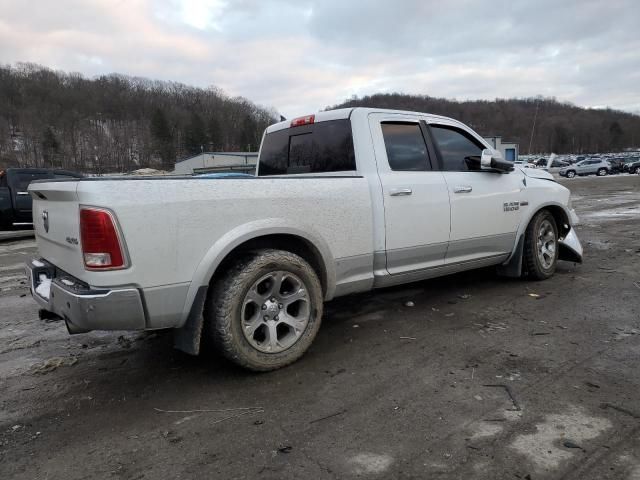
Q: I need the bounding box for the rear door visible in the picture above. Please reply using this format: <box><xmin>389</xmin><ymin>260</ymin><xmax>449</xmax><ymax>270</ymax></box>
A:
<box><xmin>369</xmin><ymin>113</ymin><xmax>451</xmax><ymax>274</ymax></box>
<box><xmin>426</xmin><ymin>122</ymin><xmax>524</xmax><ymax>264</ymax></box>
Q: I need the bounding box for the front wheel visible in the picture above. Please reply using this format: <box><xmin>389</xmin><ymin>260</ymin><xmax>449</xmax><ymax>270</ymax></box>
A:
<box><xmin>597</xmin><ymin>168</ymin><xmax>608</xmax><ymax>176</ymax></box>
<box><xmin>566</xmin><ymin>170</ymin><xmax>576</xmax><ymax>178</ymax></box>
<box><xmin>205</xmin><ymin>249</ymin><xmax>323</xmax><ymax>371</ymax></box>
<box><xmin>523</xmin><ymin>210</ymin><xmax>558</xmax><ymax>280</ymax></box>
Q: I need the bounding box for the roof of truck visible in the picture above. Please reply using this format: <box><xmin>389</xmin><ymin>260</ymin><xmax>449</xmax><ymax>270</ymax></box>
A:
<box><xmin>265</xmin><ymin>107</ymin><xmax>462</xmax><ymax>133</ymax></box>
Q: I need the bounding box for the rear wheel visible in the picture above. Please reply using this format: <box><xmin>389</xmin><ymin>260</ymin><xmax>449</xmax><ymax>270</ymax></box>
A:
<box><xmin>597</xmin><ymin>168</ymin><xmax>607</xmax><ymax>176</ymax></box>
<box><xmin>205</xmin><ymin>249</ymin><xmax>323</xmax><ymax>371</ymax></box>
<box><xmin>630</xmin><ymin>167</ymin><xmax>637</xmax><ymax>174</ymax></box>
<box><xmin>523</xmin><ymin>210</ymin><xmax>558</xmax><ymax>280</ymax></box>
<box><xmin>566</xmin><ymin>170</ymin><xmax>576</xmax><ymax>178</ymax></box>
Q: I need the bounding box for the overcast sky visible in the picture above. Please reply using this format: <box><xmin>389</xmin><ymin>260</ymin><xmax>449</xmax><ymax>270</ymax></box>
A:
<box><xmin>1</xmin><ymin>0</ymin><xmax>639</xmax><ymax>117</ymax></box>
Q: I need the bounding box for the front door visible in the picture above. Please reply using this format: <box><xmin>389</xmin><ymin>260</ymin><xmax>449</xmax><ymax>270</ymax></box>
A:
<box><xmin>427</xmin><ymin>122</ymin><xmax>524</xmax><ymax>264</ymax></box>
<box><xmin>369</xmin><ymin>113</ymin><xmax>451</xmax><ymax>275</ymax></box>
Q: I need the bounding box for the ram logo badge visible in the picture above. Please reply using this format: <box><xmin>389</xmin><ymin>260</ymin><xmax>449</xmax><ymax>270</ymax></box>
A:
<box><xmin>503</xmin><ymin>201</ymin><xmax>520</xmax><ymax>212</ymax></box>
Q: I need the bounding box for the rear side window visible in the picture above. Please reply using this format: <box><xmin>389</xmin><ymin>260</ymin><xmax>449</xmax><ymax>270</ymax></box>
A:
<box><xmin>430</xmin><ymin>125</ymin><xmax>484</xmax><ymax>172</ymax></box>
<box><xmin>381</xmin><ymin>122</ymin><xmax>431</xmax><ymax>171</ymax></box>
<box><xmin>258</xmin><ymin>119</ymin><xmax>355</xmax><ymax>175</ymax></box>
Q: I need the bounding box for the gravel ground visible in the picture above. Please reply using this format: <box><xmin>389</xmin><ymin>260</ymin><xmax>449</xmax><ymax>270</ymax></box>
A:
<box><xmin>0</xmin><ymin>174</ymin><xmax>639</xmax><ymax>480</ymax></box>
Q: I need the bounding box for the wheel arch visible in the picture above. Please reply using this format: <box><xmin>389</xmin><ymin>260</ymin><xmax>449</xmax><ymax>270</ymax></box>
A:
<box><xmin>211</xmin><ymin>233</ymin><xmax>330</xmax><ymax>297</ymax></box>
<box><xmin>498</xmin><ymin>203</ymin><xmax>572</xmax><ymax>278</ymax></box>
<box><xmin>173</xmin><ymin>222</ymin><xmax>335</xmax><ymax>355</ymax></box>
<box><xmin>182</xmin><ymin>221</ymin><xmax>335</xmax><ymax>326</ymax></box>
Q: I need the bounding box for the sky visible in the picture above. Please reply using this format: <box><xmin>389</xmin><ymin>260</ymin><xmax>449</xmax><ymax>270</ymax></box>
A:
<box><xmin>0</xmin><ymin>0</ymin><xmax>639</xmax><ymax>117</ymax></box>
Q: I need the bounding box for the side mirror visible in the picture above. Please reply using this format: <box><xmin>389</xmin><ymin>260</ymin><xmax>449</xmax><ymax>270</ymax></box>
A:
<box><xmin>480</xmin><ymin>149</ymin><xmax>514</xmax><ymax>172</ymax></box>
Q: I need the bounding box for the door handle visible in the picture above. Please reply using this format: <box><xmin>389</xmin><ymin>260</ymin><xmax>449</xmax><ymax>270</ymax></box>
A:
<box><xmin>17</xmin><ymin>191</ymin><xmax>30</xmax><ymax>196</ymax></box>
<box><xmin>389</xmin><ymin>188</ymin><xmax>413</xmax><ymax>196</ymax></box>
<box><xmin>453</xmin><ymin>185</ymin><xmax>473</xmax><ymax>193</ymax></box>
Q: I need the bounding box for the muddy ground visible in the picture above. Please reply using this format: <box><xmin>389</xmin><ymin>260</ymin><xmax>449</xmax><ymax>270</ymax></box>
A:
<box><xmin>1</xmin><ymin>175</ymin><xmax>639</xmax><ymax>480</ymax></box>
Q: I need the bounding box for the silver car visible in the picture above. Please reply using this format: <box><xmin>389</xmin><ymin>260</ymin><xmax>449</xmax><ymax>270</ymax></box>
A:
<box><xmin>559</xmin><ymin>159</ymin><xmax>610</xmax><ymax>178</ymax></box>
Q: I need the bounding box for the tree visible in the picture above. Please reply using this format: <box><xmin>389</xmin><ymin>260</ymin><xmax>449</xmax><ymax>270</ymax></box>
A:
<box><xmin>150</xmin><ymin>108</ymin><xmax>174</xmax><ymax>169</ymax></box>
<box><xmin>609</xmin><ymin>121</ymin><xmax>624</xmax><ymax>150</ymax></box>
<box><xmin>41</xmin><ymin>126</ymin><xmax>60</xmax><ymax>167</ymax></box>
<box><xmin>207</xmin><ymin>115</ymin><xmax>221</xmax><ymax>151</ymax></box>
<box><xmin>183</xmin><ymin>112</ymin><xmax>206</xmax><ymax>154</ymax></box>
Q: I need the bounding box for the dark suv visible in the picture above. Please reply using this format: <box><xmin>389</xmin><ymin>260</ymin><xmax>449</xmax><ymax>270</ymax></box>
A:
<box><xmin>0</xmin><ymin>168</ymin><xmax>83</xmax><ymax>230</ymax></box>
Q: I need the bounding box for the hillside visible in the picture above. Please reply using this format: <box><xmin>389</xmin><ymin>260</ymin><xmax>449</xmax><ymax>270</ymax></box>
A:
<box><xmin>0</xmin><ymin>64</ymin><xmax>277</xmax><ymax>172</ymax></box>
<box><xmin>329</xmin><ymin>93</ymin><xmax>640</xmax><ymax>154</ymax></box>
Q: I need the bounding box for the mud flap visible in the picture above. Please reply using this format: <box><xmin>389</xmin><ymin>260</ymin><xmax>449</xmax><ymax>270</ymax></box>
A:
<box><xmin>496</xmin><ymin>234</ymin><xmax>524</xmax><ymax>278</ymax></box>
<box><xmin>173</xmin><ymin>286</ymin><xmax>207</xmax><ymax>355</ymax></box>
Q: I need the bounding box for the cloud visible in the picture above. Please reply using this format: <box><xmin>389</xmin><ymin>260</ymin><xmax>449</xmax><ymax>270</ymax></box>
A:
<box><xmin>0</xmin><ymin>0</ymin><xmax>638</xmax><ymax>116</ymax></box>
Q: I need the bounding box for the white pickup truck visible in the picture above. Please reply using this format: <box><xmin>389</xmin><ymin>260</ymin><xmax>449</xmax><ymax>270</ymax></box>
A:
<box><xmin>26</xmin><ymin>108</ymin><xmax>583</xmax><ymax>370</ymax></box>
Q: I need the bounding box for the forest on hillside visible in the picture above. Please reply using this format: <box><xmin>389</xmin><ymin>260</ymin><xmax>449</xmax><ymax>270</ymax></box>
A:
<box><xmin>2</xmin><ymin>64</ymin><xmax>639</xmax><ymax>173</ymax></box>
<box><xmin>330</xmin><ymin>93</ymin><xmax>640</xmax><ymax>155</ymax></box>
<box><xmin>0</xmin><ymin>64</ymin><xmax>277</xmax><ymax>172</ymax></box>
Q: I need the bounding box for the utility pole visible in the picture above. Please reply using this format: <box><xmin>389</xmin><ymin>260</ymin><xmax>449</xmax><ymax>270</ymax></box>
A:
<box><xmin>528</xmin><ymin>100</ymin><xmax>539</xmax><ymax>155</ymax></box>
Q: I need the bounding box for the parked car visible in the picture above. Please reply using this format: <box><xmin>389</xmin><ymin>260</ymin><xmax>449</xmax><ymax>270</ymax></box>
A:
<box><xmin>624</xmin><ymin>159</ymin><xmax>640</xmax><ymax>174</ymax></box>
<box><xmin>25</xmin><ymin>108</ymin><xmax>583</xmax><ymax>371</ymax></box>
<box><xmin>559</xmin><ymin>159</ymin><xmax>611</xmax><ymax>178</ymax></box>
<box><xmin>534</xmin><ymin>158</ymin><xmax>548</xmax><ymax>167</ymax></box>
<box><xmin>608</xmin><ymin>158</ymin><xmax>626</xmax><ymax>174</ymax></box>
<box><xmin>0</xmin><ymin>168</ymin><xmax>83</xmax><ymax>230</ymax></box>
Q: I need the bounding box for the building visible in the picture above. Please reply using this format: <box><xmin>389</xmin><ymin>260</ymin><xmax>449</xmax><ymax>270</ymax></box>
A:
<box><xmin>173</xmin><ymin>152</ymin><xmax>258</xmax><ymax>175</ymax></box>
<box><xmin>483</xmin><ymin>136</ymin><xmax>519</xmax><ymax>162</ymax></box>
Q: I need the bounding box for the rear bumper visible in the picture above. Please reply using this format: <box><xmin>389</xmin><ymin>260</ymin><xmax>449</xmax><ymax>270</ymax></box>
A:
<box><xmin>25</xmin><ymin>258</ymin><xmax>146</xmax><ymax>333</ymax></box>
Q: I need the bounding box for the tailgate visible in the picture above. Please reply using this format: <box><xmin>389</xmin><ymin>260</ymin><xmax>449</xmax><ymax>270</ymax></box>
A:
<box><xmin>29</xmin><ymin>181</ymin><xmax>85</xmax><ymax>279</ymax></box>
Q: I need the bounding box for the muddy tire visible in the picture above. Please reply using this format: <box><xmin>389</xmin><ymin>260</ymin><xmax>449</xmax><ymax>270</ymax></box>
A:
<box><xmin>566</xmin><ymin>170</ymin><xmax>576</xmax><ymax>178</ymax></box>
<box><xmin>523</xmin><ymin>210</ymin><xmax>559</xmax><ymax>280</ymax></box>
<box><xmin>204</xmin><ymin>249</ymin><xmax>323</xmax><ymax>371</ymax></box>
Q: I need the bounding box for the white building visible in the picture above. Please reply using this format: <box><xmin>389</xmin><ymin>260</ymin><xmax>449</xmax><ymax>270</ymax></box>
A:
<box><xmin>484</xmin><ymin>136</ymin><xmax>519</xmax><ymax>162</ymax></box>
<box><xmin>173</xmin><ymin>152</ymin><xmax>258</xmax><ymax>175</ymax></box>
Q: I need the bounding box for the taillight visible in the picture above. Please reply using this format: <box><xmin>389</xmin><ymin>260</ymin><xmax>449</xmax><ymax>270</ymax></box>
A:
<box><xmin>290</xmin><ymin>114</ymin><xmax>315</xmax><ymax>127</ymax></box>
<box><xmin>80</xmin><ymin>208</ymin><xmax>126</xmax><ymax>270</ymax></box>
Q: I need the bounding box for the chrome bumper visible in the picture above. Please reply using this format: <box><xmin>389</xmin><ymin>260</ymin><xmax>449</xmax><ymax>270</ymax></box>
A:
<box><xmin>25</xmin><ymin>258</ymin><xmax>146</xmax><ymax>334</ymax></box>
<box><xmin>558</xmin><ymin>228</ymin><xmax>583</xmax><ymax>263</ymax></box>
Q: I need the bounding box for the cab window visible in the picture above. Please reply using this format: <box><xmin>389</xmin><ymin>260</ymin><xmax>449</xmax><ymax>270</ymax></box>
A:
<box><xmin>259</xmin><ymin>119</ymin><xmax>355</xmax><ymax>175</ymax></box>
<box><xmin>381</xmin><ymin>122</ymin><xmax>432</xmax><ymax>171</ymax></box>
<box><xmin>430</xmin><ymin>125</ymin><xmax>484</xmax><ymax>172</ymax></box>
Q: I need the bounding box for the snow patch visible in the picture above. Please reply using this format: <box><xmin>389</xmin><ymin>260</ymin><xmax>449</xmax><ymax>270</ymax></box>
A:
<box><xmin>31</xmin><ymin>259</ymin><xmax>45</xmax><ymax>267</ymax></box>
<box><xmin>470</xmin><ymin>421</ymin><xmax>504</xmax><ymax>440</ymax></box>
<box><xmin>35</xmin><ymin>275</ymin><xmax>51</xmax><ymax>300</ymax></box>
<box><xmin>510</xmin><ymin>406</ymin><xmax>612</xmax><ymax>472</ymax></box>
<box><xmin>348</xmin><ymin>452</ymin><xmax>393</xmax><ymax>475</ymax></box>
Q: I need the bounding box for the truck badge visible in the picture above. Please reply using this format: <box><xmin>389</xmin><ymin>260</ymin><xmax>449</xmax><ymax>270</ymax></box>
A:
<box><xmin>503</xmin><ymin>201</ymin><xmax>520</xmax><ymax>212</ymax></box>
